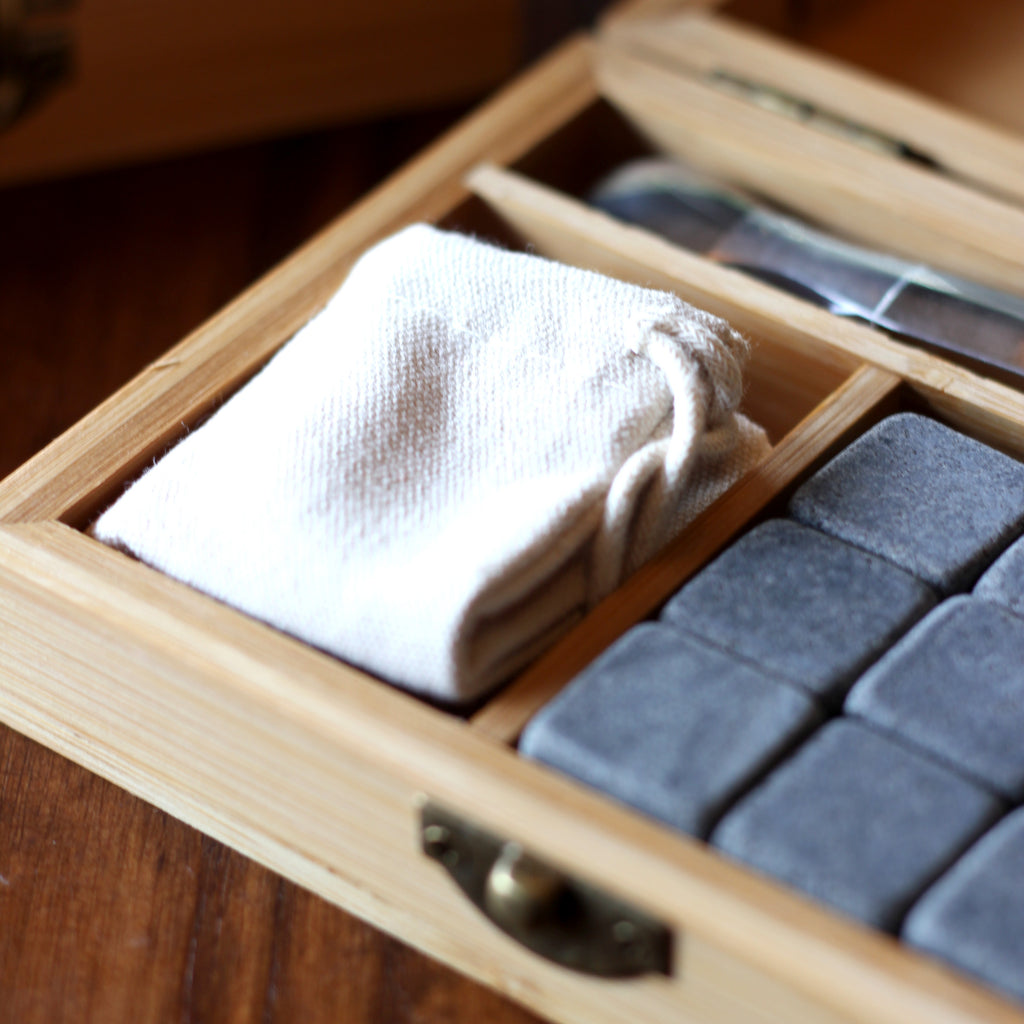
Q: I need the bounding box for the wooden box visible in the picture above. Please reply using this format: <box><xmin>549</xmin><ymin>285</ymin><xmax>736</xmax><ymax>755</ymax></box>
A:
<box><xmin>0</xmin><ymin>0</ymin><xmax>522</xmax><ymax>186</ymax></box>
<box><xmin>1</xmin><ymin>1</ymin><xmax>1023</xmax><ymax>1021</ymax></box>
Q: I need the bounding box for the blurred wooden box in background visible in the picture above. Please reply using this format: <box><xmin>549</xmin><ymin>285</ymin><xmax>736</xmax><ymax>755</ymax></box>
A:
<box><xmin>14</xmin><ymin>0</ymin><xmax>1020</xmax><ymax>190</ymax></box>
<box><xmin>0</xmin><ymin>0</ymin><xmax>598</xmax><ymax>187</ymax></box>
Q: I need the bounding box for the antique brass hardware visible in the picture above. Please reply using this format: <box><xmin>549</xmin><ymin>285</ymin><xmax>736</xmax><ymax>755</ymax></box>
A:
<box><xmin>420</xmin><ymin>801</ymin><xmax>673</xmax><ymax>978</ymax></box>
<box><xmin>0</xmin><ymin>0</ymin><xmax>74</xmax><ymax>132</ymax></box>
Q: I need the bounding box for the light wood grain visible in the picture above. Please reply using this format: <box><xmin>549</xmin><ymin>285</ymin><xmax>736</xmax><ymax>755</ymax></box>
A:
<box><xmin>465</xmin><ymin>162</ymin><xmax>1024</xmax><ymax>423</ymax></box>
<box><xmin>603</xmin><ymin>10</ymin><xmax>1024</xmax><ymax>206</ymax></box>
<box><xmin>593</xmin><ymin>38</ymin><xmax>1024</xmax><ymax>297</ymax></box>
<box><xmin>466</xmin><ymin>158</ymin><xmax>883</xmax><ymax>373</ymax></box>
<box><xmin>465</xmin><ymin>161</ymin><xmax>1024</xmax><ymax>459</ymax></box>
<box><xmin>0</xmin><ymin>518</ymin><xmax>1019</xmax><ymax>1024</ymax></box>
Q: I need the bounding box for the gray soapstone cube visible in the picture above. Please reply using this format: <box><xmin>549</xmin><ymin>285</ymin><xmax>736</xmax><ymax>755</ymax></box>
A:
<box><xmin>710</xmin><ymin>719</ymin><xmax>1004</xmax><ymax>932</ymax></box>
<box><xmin>788</xmin><ymin>412</ymin><xmax>1024</xmax><ymax>594</ymax></box>
<box><xmin>974</xmin><ymin>532</ymin><xmax>1024</xmax><ymax>618</ymax></box>
<box><xmin>660</xmin><ymin>518</ymin><xmax>936</xmax><ymax>706</ymax></box>
<box><xmin>519</xmin><ymin>622</ymin><xmax>822</xmax><ymax>838</ymax></box>
<box><xmin>846</xmin><ymin>596</ymin><xmax>1024</xmax><ymax>801</ymax></box>
<box><xmin>904</xmin><ymin>807</ymin><xmax>1024</xmax><ymax>1005</ymax></box>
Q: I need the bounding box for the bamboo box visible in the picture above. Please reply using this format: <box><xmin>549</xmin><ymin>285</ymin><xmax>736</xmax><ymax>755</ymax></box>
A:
<box><xmin>1</xmin><ymin>1</ymin><xmax>1023</xmax><ymax>1022</ymax></box>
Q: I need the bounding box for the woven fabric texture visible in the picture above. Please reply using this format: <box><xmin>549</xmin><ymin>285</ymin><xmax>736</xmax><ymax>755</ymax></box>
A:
<box><xmin>93</xmin><ymin>225</ymin><xmax>769</xmax><ymax>702</ymax></box>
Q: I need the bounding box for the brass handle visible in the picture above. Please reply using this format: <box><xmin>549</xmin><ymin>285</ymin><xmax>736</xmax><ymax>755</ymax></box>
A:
<box><xmin>0</xmin><ymin>0</ymin><xmax>74</xmax><ymax>132</ymax></box>
<box><xmin>421</xmin><ymin>802</ymin><xmax>673</xmax><ymax>978</ymax></box>
<box><xmin>484</xmin><ymin>842</ymin><xmax>573</xmax><ymax>933</ymax></box>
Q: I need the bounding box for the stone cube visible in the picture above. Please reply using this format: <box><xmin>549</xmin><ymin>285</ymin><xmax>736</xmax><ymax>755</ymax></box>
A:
<box><xmin>710</xmin><ymin>719</ymin><xmax>1003</xmax><ymax>931</ymax></box>
<box><xmin>903</xmin><ymin>808</ymin><xmax>1024</xmax><ymax>1005</ymax></box>
<box><xmin>788</xmin><ymin>413</ymin><xmax>1024</xmax><ymax>594</ymax></box>
<box><xmin>660</xmin><ymin>518</ymin><xmax>935</xmax><ymax>706</ymax></box>
<box><xmin>846</xmin><ymin>597</ymin><xmax>1024</xmax><ymax>801</ymax></box>
<box><xmin>519</xmin><ymin>623</ymin><xmax>821</xmax><ymax>838</ymax></box>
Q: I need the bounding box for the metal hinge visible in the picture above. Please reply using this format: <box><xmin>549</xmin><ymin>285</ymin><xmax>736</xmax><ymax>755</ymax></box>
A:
<box><xmin>706</xmin><ymin>68</ymin><xmax>943</xmax><ymax>172</ymax></box>
<box><xmin>420</xmin><ymin>801</ymin><xmax>674</xmax><ymax>978</ymax></box>
<box><xmin>0</xmin><ymin>0</ymin><xmax>75</xmax><ymax>132</ymax></box>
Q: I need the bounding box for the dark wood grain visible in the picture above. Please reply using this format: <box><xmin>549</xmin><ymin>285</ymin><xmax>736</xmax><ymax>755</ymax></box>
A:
<box><xmin>0</xmin><ymin>112</ymin><xmax>544</xmax><ymax>1024</ymax></box>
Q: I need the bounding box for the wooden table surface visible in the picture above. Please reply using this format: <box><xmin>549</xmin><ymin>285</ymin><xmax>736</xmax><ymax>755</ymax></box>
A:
<box><xmin>0</xmin><ymin>111</ymin><xmax>544</xmax><ymax>1024</ymax></box>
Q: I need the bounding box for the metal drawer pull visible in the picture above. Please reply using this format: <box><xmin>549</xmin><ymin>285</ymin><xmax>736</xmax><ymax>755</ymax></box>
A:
<box><xmin>420</xmin><ymin>801</ymin><xmax>673</xmax><ymax>978</ymax></box>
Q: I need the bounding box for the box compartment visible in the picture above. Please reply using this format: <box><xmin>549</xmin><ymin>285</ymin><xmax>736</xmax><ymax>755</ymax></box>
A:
<box><xmin>2</xmin><ymin>6</ymin><xmax>1024</xmax><ymax>1023</ymax></box>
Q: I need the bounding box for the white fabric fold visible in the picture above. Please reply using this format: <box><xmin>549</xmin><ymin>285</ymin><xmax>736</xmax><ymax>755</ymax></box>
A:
<box><xmin>93</xmin><ymin>224</ymin><xmax>769</xmax><ymax>702</ymax></box>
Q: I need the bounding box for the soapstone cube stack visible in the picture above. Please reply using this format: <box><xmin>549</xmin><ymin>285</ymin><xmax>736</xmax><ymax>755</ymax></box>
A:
<box><xmin>521</xmin><ymin>412</ymin><xmax>1024</xmax><ymax>1004</ymax></box>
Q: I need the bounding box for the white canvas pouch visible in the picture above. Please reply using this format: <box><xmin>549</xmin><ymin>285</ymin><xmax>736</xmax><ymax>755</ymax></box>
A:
<box><xmin>93</xmin><ymin>225</ymin><xmax>769</xmax><ymax>703</ymax></box>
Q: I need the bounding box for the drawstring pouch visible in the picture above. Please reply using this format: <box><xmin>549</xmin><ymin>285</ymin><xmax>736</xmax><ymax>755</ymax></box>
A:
<box><xmin>93</xmin><ymin>225</ymin><xmax>770</xmax><ymax>703</ymax></box>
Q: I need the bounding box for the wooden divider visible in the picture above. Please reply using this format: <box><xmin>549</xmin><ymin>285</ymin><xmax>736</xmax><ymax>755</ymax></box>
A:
<box><xmin>471</xmin><ymin>361</ymin><xmax>903</xmax><ymax>742</ymax></box>
<box><xmin>594</xmin><ymin>39</ymin><xmax>1024</xmax><ymax>297</ymax></box>
<box><xmin>602</xmin><ymin>9</ymin><xmax>1024</xmax><ymax>206</ymax></box>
